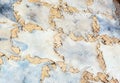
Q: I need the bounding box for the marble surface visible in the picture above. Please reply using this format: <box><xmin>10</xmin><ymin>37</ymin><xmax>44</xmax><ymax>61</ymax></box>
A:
<box><xmin>0</xmin><ymin>0</ymin><xmax>120</xmax><ymax>83</ymax></box>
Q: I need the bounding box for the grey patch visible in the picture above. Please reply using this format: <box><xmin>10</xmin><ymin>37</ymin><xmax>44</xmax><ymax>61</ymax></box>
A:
<box><xmin>26</xmin><ymin>4</ymin><xmax>30</xmax><ymax>8</ymax></box>
<box><xmin>0</xmin><ymin>37</ymin><xmax>8</xmax><ymax>41</ymax></box>
<box><xmin>12</xmin><ymin>40</ymin><xmax>28</xmax><ymax>51</ymax></box>
<box><xmin>35</xmin><ymin>3</ymin><xmax>41</xmax><ymax>7</ymax></box>
<box><xmin>22</xmin><ymin>76</ymin><xmax>26</xmax><ymax>83</ymax></box>
<box><xmin>27</xmin><ymin>13</ymin><xmax>37</xmax><ymax>22</ymax></box>
<box><xmin>97</xmin><ymin>16</ymin><xmax>120</xmax><ymax>38</ymax></box>
<box><xmin>0</xmin><ymin>0</ymin><xmax>17</xmax><ymax>21</ymax></box>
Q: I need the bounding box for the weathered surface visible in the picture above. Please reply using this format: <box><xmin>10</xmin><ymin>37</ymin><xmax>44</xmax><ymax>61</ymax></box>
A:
<box><xmin>0</xmin><ymin>0</ymin><xmax>120</xmax><ymax>83</ymax></box>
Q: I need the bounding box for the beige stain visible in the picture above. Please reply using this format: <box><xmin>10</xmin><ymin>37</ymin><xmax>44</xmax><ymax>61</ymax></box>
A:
<box><xmin>41</xmin><ymin>66</ymin><xmax>50</xmax><ymax>81</ymax></box>
<box><xmin>62</xmin><ymin>2</ymin><xmax>79</xmax><ymax>13</ymax></box>
<box><xmin>2</xmin><ymin>0</ymin><xmax>118</xmax><ymax>82</ymax></box>
<box><xmin>28</xmin><ymin>0</ymin><xmax>39</xmax><ymax>3</ymax></box>
<box><xmin>9</xmin><ymin>56</ymin><xmax>21</xmax><ymax>61</ymax></box>
<box><xmin>0</xmin><ymin>52</ymin><xmax>4</xmax><ymax>57</ymax></box>
<box><xmin>100</xmin><ymin>35</ymin><xmax>120</xmax><ymax>45</ymax></box>
<box><xmin>69</xmin><ymin>66</ymin><xmax>79</xmax><ymax>73</ymax></box>
<box><xmin>23</xmin><ymin>23</ymin><xmax>43</xmax><ymax>32</ymax></box>
<box><xmin>26</xmin><ymin>55</ymin><xmax>52</xmax><ymax>64</ymax></box>
<box><xmin>14</xmin><ymin>11</ymin><xmax>25</xmax><ymax>26</ymax></box>
<box><xmin>0</xmin><ymin>58</ymin><xmax>3</xmax><ymax>65</ymax></box>
<box><xmin>96</xmin><ymin>43</ymin><xmax>106</xmax><ymax>71</ymax></box>
<box><xmin>80</xmin><ymin>71</ymin><xmax>119</xmax><ymax>83</ymax></box>
<box><xmin>69</xmin><ymin>33</ymin><xmax>84</xmax><ymax>41</ymax></box>
<box><xmin>54</xmin><ymin>29</ymin><xmax>63</xmax><ymax>48</ymax></box>
<box><xmin>97</xmin><ymin>72</ymin><xmax>109</xmax><ymax>83</ymax></box>
<box><xmin>86</xmin><ymin>0</ymin><xmax>94</xmax><ymax>6</ymax></box>
<box><xmin>92</xmin><ymin>16</ymin><xmax>100</xmax><ymax>34</ymax></box>
<box><xmin>80</xmin><ymin>71</ymin><xmax>94</xmax><ymax>83</ymax></box>
<box><xmin>11</xmin><ymin>46</ymin><xmax>20</xmax><ymax>54</ymax></box>
<box><xmin>56</xmin><ymin>61</ymin><xmax>66</xmax><ymax>72</ymax></box>
<box><xmin>11</xmin><ymin>27</ymin><xmax>19</xmax><ymax>38</ymax></box>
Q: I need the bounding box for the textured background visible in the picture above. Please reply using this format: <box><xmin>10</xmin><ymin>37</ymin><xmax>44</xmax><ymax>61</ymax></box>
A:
<box><xmin>0</xmin><ymin>0</ymin><xmax>120</xmax><ymax>83</ymax></box>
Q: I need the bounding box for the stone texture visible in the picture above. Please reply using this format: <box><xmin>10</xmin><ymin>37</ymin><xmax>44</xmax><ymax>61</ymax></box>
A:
<box><xmin>0</xmin><ymin>0</ymin><xmax>120</xmax><ymax>83</ymax></box>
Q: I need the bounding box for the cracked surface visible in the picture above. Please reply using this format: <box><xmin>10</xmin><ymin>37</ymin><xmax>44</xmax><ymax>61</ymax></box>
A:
<box><xmin>0</xmin><ymin>0</ymin><xmax>120</xmax><ymax>83</ymax></box>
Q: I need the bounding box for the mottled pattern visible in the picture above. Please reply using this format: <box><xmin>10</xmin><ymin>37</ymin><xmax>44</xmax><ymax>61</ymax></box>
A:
<box><xmin>0</xmin><ymin>0</ymin><xmax>120</xmax><ymax>83</ymax></box>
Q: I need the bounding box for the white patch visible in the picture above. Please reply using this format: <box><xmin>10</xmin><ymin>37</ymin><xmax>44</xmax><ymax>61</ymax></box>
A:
<box><xmin>14</xmin><ymin>0</ymin><xmax>50</xmax><ymax>30</ymax></box>
<box><xmin>41</xmin><ymin>0</ymin><xmax>59</xmax><ymax>5</ymax></box>
<box><xmin>63</xmin><ymin>0</ymin><xmax>87</xmax><ymax>11</ymax></box>
<box><xmin>56</xmin><ymin>37</ymin><xmax>102</xmax><ymax>74</ymax></box>
<box><xmin>13</xmin><ymin>29</ymin><xmax>62</xmax><ymax>61</ymax></box>
<box><xmin>100</xmin><ymin>44</ymin><xmax>120</xmax><ymax>81</ymax></box>
<box><xmin>54</xmin><ymin>12</ymin><xmax>93</xmax><ymax>37</ymax></box>
<box><xmin>88</xmin><ymin>0</ymin><xmax>115</xmax><ymax>14</ymax></box>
